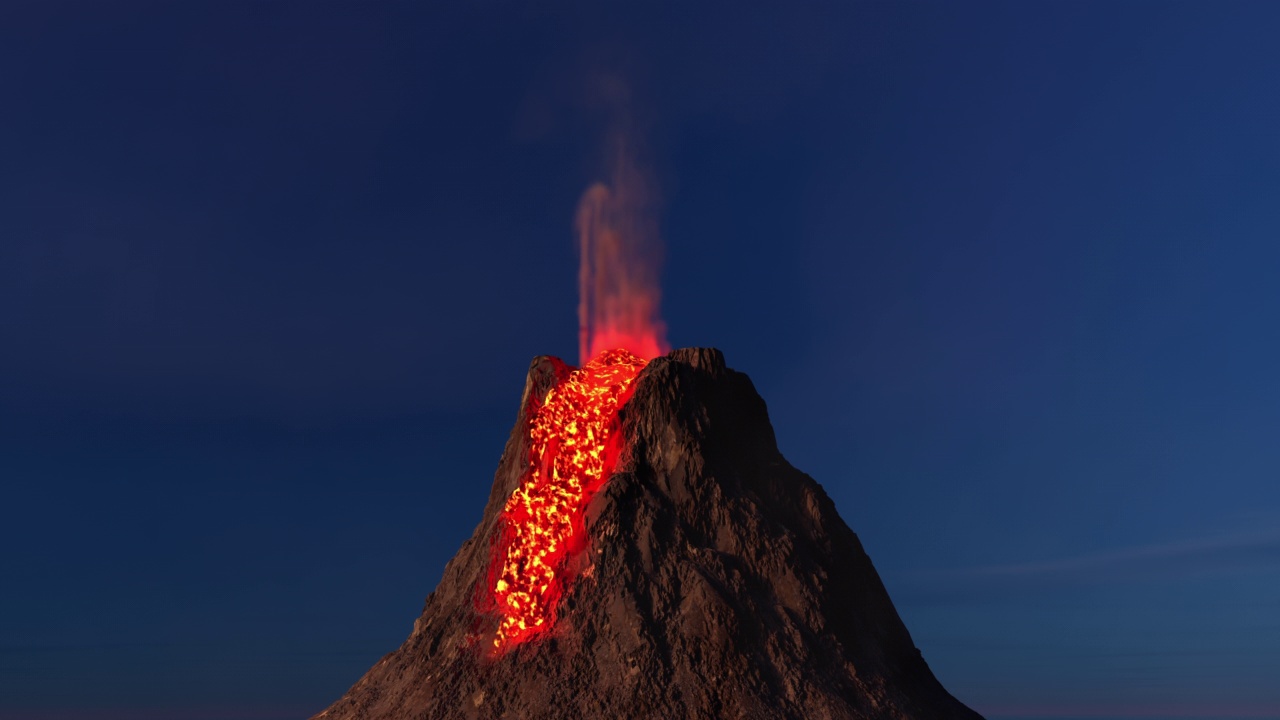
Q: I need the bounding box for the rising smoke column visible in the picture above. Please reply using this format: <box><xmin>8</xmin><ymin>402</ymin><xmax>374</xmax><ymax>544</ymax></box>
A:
<box><xmin>575</xmin><ymin>138</ymin><xmax>669</xmax><ymax>364</ymax></box>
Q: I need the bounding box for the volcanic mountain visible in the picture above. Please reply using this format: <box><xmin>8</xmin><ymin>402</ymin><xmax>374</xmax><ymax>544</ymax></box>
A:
<box><xmin>313</xmin><ymin>348</ymin><xmax>982</xmax><ymax>720</ymax></box>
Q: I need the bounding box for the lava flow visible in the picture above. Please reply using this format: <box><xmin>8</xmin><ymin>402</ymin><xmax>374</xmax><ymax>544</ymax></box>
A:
<box><xmin>487</xmin><ymin>348</ymin><xmax>649</xmax><ymax>650</ymax></box>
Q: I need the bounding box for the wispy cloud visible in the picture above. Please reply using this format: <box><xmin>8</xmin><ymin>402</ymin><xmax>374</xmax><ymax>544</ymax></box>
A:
<box><xmin>897</xmin><ymin>529</ymin><xmax>1280</xmax><ymax>605</ymax></box>
<box><xmin>956</xmin><ymin>530</ymin><xmax>1280</xmax><ymax>580</ymax></box>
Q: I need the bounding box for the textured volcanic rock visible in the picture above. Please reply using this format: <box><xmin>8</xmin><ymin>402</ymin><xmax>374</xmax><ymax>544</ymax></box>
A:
<box><xmin>313</xmin><ymin>348</ymin><xmax>982</xmax><ymax>720</ymax></box>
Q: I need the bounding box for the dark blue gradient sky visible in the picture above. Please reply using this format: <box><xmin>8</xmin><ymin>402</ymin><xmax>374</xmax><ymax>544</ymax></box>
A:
<box><xmin>2</xmin><ymin>3</ymin><xmax>1279</xmax><ymax>719</ymax></box>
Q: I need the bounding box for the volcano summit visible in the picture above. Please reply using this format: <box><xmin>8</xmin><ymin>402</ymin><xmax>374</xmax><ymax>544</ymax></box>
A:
<box><xmin>313</xmin><ymin>348</ymin><xmax>982</xmax><ymax>720</ymax></box>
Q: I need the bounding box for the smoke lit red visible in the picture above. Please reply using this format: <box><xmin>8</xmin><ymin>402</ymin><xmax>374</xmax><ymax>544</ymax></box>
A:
<box><xmin>575</xmin><ymin>140</ymin><xmax>669</xmax><ymax>364</ymax></box>
<box><xmin>487</xmin><ymin>349</ymin><xmax>648</xmax><ymax>650</ymax></box>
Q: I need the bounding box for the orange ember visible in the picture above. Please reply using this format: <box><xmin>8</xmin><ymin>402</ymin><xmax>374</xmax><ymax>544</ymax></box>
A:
<box><xmin>488</xmin><ymin>348</ymin><xmax>649</xmax><ymax>650</ymax></box>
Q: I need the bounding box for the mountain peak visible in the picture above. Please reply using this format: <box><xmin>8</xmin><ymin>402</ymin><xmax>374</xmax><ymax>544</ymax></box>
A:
<box><xmin>313</xmin><ymin>348</ymin><xmax>982</xmax><ymax>720</ymax></box>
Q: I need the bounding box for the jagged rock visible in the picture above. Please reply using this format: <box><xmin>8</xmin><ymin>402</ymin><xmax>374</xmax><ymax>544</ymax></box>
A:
<box><xmin>313</xmin><ymin>348</ymin><xmax>982</xmax><ymax>720</ymax></box>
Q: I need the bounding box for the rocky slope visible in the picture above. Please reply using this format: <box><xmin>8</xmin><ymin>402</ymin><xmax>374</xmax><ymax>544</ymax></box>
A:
<box><xmin>313</xmin><ymin>348</ymin><xmax>982</xmax><ymax>720</ymax></box>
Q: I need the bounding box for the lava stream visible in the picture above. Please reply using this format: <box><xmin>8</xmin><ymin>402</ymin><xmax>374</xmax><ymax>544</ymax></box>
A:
<box><xmin>487</xmin><ymin>348</ymin><xmax>648</xmax><ymax>650</ymax></box>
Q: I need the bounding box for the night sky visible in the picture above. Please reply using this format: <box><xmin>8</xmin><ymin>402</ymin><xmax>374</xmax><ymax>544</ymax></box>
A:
<box><xmin>3</xmin><ymin>3</ymin><xmax>1279</xmax><ymax>719</ymax></box>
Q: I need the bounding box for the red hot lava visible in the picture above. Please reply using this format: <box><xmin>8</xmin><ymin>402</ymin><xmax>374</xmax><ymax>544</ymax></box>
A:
<box><xmin>487</xmin><ymin>349</ymin><xmax>648</xmax><ymax>650</ymax></box>
<box><xmin>486</xmin><ymin>122</ymin><xmax>667</xmax><ymax>652</ymax></box>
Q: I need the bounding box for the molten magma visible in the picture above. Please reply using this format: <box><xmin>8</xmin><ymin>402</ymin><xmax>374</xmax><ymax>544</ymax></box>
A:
<box><xmin>488</xmin><ymin>348</ymin><xmax>649</xmax><ymax>650</ymax></box>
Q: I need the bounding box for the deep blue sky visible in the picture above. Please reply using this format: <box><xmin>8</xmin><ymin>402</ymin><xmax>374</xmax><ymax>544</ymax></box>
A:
<box><xmin>3</xmin><ymin>3</ymin><xmax>1279</xmax><ymax>719</ymax></box>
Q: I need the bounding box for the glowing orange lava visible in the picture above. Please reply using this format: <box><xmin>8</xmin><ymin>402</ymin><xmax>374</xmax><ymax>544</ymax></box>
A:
<box><xmin>487</xmin><ymin>348</ymin><xmax>648</xmax><ymax>650</ymax></box>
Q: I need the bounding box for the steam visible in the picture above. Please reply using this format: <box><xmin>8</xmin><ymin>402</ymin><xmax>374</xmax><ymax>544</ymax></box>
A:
<box><xmin>575</xmin><ymin>136</ymin><xmax>669</xmax><ymax>364</ymax></box>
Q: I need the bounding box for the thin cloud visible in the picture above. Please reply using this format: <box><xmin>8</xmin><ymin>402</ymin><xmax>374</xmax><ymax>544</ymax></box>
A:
<box><xmin>897</xmin><ymin>529</ymin><xmax>1280</xmax><ymax>605</ymax></box>
<box><xmin>958</xmin><ymin>530</ymin><xmax>1280</xmax><ymax>580</ymax></box>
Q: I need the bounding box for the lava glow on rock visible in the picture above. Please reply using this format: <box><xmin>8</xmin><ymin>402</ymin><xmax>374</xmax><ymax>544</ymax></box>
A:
<box><xmin>487</xmin><ymin>348</ymin><xmax>649</xmax><ymax>650</ymax></box>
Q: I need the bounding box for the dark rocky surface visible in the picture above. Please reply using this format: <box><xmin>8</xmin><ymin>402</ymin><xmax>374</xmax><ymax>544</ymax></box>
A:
<box><xmin>313</xmin><ymin>348</ymin><xmax>983</xmax><ymax>720</ymax></box>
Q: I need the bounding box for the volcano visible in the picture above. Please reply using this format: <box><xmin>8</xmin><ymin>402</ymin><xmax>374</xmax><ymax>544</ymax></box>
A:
<box><xmin>313</xmin><ymin>348</ymin><xmax>982</xmax><ymax>720</ymax></box>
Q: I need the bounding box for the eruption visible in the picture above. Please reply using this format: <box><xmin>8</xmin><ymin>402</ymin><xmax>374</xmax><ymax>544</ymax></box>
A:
<box><xmin>575</xmin><ymin>139</ymin><xmax>669</xmax><ymax>364</ymax></box>
<box><xmin>314</xmin><ymin>86</ymin><xmax>982</xmax><ymax>720</ymax></box>
<box><xmin>485</xmin><ymin>139</ymin><xmax>669</xmax><ymax>651</ymax></box>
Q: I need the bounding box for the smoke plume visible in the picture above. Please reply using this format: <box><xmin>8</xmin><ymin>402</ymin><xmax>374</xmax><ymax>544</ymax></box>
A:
<box><xmin>575</xmin><ymin>136</ymin><xmax>668</xmax><ymax>364</ymax></box>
